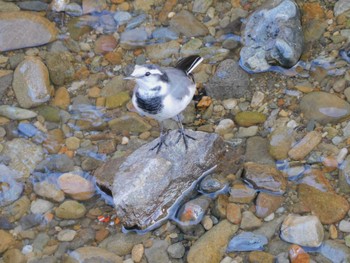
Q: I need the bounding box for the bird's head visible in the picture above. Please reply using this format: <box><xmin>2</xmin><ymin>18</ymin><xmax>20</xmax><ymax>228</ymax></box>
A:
<box><xmin>125</xmin><ymin>64</ymin><xmax>168</xmax><ymax>90</ymax></box>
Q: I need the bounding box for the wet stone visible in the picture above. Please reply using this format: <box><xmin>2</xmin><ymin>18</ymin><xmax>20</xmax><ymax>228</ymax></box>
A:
<box><xmin>55</xmin><ymin>200</ymin><xmax>87</xmax><ymax>219</ymax></box>
<box><xmin>298</xmin><ymin>184</ymin><xmax>349</xmax><ymax>224</ymax></box>
<box><xmin>234</xmin><ymin>112</ymin><xmax>267</xmax><ymax>127</ymax></box>
<box><xmin>0</xmin><ymin>70</ymin><xmax>13</xmax><ymax>100</ymax></box>
<box><xmin>131</xmin><ymin>244</ymin><xmax>144</xmax><ymax>263</ymax></box>
<box><xmin>57</xmin><ymin>173</ymin><xmax>95</xmax><ymax>201</ymax></box>
<box><xmin>94</xmin><ymin>35</ymin><xmax>118</xmax><ymax>55</ymax></box>
<box><xmin>320</xmin><ymin>240</ymin><xmax>350</xmax><ymax>262</ymax></box>
<box><xmin>45</xmin><ymin>52</ymin><xmax>74</xmax><ymax>86</ymax></box>
<box><xmin>30</xmin><ymin>199</ymin><xmax>54</xmax><ymax>214</ymax></box>
<box><xmin>69</xmin><ymin>246</ymin><xmax>122</xmax><ymax>263</ymax></box>
<box><xmin>300</xmin><ymin>92</ymin><xmax>350</xmax><ymax>124</ymax></box>
<box><xmin>2</xmin><ymin>138</ymin><xmax>43</xmax><ymax>178</ymax></box>
<box><xmin>268</xmin><ymin>126</ymin><xmax>294</xmax><ymax>160</ymax></box>
<box><xmin>18</xmin><ymin>123</ymin><xmax>38</xmax><ymax>137</ymax></box>
<box><xmin>334</xmin><ymin>0</ymin><xmax>350</xmax><ymax>17</ymax></box>
<box><xmin>0</xmin><ymin>165</ymin><xmax>23</xmax><ymax>207</ymax></box>
<box><xmin>170</xmin><ymin>10</ymin><xmax>209</xmax><ymax>37</ymax></box>
<box><xmin>248</xmin><ymin>251</ymin><xmax>274</xmax><ymax>263</ymax></box>
<box><xmin>146</xmin><ymin>40</ymin><xmax>180</xmax><ymax>61</ymax></box>
<box><xmin>145</xmin><ymin>240</ymin><xmax>170</xmax><ymax>263</ymax></box>
<box><xmin>205</xmin><ymin>60</ymin><xmax>251</xmax><ymax>100</ymax></box>
<box><xmin>241</xmin><ymin>211</ymin><xmax>262</xmax><ymax>230</ymax></box>
<box><xmin>240</xmin><ymin>0</ymin><xmax>303</xmax><ymax>72</ymax></box>
<box><xmin>280</xmin><ymin>214</ymin><xmax>324</xmax><ymax>247</ymax></box>
<box><xmin>34</xmin><ymin>180</ymin><xmax>64</xmax><ymax>202</ymax></box>
<box><xmin>43</xmin><ymin>128</ymin><xmax>64</xmax><ymax>154</ymax></box>
<box><xmin>17</xmin><ymin>1</ymin><xmax>48</xmax><ymax>11</ymax></box>
<box><xmin>2</xmin><ymin>248</ymin><xmax>26</xmax><ymax>263</ymax></box>
<box><xmin>227</xmin><ymin>232</ymin><xmax>268</xmax><ymax>252</ymax></box>
<box><xmin>187</xmin><ymin>220</ymin><xmax>238</xmax><ymax>263</ymax></box>
<box><xmin>112</xmin><ymin>130</ymin><xmax>226</xmax><ymax>230</ymax></box>
<box><xmin>288</xmin><ymin>131</ymin><xmax>322</xmax><ymax>160</ymax></box>
<box><xmin>255</xmin><ymin>192</ymin><xmax>284</xmax><ymax>218</ymax></box>
<box><xmin>108</xmin><ymin>112</ymin><xmax>152</xmax><ymax>133</ymax></box>
<box><xmin>167</xmin><ymin>242</ymin><xmax>185</xmax><ymax>259</ymax></box>
<box><xmin>52</xmin><ymin>87</ymin><xmax>70</xmax><ymax>110</ymax></box>
<box><xmin>0</xmin><ymin>106</ymin><xmax>37</xmax><ymax>120</ymax></box>
<box><xmin>229</xmin><ymin>183</ymin><xmax>257</xmax><ymax>203</ymax></box>
<box><xmin>0</xmin><ymin>229</ymin><xmax>15</xmax><ymax>254</ymax></box>
<box><xmin>245</xmin><ymin>136</ymin><xmax>275</xmax><ymax>165</ymax></box>
<box><xmin>120</xmin><ymin>28</ymin><xmax>148</xmax><ymax>50</ymax></box>
<box><xmin>226</xmin><ymin>203</ymin><xmax>241</xmax><ymax>225</ymax></box>
<box><xmin>0</xmin><ymin>12</ymin><xmax>58</xmax><ymax>52</ymax></box>
<box><xmin>243</xmin><ymin>162</ymin><xmax>287</xmax><ymax>195</ymax></box>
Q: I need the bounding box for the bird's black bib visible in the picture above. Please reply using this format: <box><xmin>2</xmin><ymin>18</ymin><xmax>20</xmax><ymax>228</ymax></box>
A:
<box><xmin>135</xmin><ymin>91</ymin><xmax>164</xmax><ymax>115</ymax></box>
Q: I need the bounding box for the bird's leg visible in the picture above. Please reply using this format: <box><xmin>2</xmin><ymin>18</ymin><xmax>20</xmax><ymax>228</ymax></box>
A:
<box><xmin>150</xmin><ymin>121</ymin><xmax>167</xmax><ymax>154</ymax></box>
<box><xmin>175</xmin><ymin>114</ymin><xmax>196</xmax><ymax>150</ymax></box>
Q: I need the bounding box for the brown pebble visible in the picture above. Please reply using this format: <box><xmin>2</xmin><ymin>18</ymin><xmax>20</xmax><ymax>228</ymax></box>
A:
<box><xmin>288</xmin><ymin>131</ymin><xmax>322</xmax><ymax>160</ymax></box>
<box><xmin>329</xmin><ymin>224</ymin><xmax>338</xmax><ymax>239</ymax></box>
<box><xmin>248</xmin><ymin>251</ymin><xmax>274</xmax><ymax>263</ymax></box>
<box><xmin>88</xmin><ymin>86</ymin><xmax>101</xmax><ymax>98</ymax></box>
<box><xmin>95</xmin><ymin>228</ymin><xmax>109</xmax><ymax>243</ymax></box>
<box><xmin>226</xmin><ymin>203</ymin><xmax>241</xmax><ymax>224</ymax></box>
<box><xmin>131</xmin><ymin>244</ymin><xmax>144</xmax><ymax>263</ymax></box>
<box><xmin>52</xmin><ymin>87</ymin><xmax>70</xmax><ymax>110</ymax></box>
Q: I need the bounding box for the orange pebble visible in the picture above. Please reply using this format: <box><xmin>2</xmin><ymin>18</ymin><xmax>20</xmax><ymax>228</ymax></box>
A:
<box><xmin>289</xmin><ymin>244</ymin><xmax>310</xmax><ymax>263</ymax></box>
<box><xmin>197</xmin><ymin>96</ymin><xmax>212</xmax><ymax>108</ymax></box>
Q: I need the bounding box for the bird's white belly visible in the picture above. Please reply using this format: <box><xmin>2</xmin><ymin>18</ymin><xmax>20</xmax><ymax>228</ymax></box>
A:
<box><xmin>156</xmin><ymin>94</ymin><xmax>192</xmax><ymax>120</ymax></box>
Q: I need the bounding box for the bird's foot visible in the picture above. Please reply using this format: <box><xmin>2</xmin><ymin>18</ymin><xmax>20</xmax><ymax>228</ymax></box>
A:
<box><xmin>150</xmin><ymin>133</ymin><xmax>168</xmax><ymax>154</ymax></box>
<box><xmin>175</xmin><ymin>129</ymin><xmax>196</xmax><ymax>150</ymax></box>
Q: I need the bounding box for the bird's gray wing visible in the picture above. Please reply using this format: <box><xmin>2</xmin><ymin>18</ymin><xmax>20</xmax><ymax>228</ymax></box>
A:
<box><xmin>164</xmin><ymin>68</ymin><xmax>194</xmax><ymax>100</ymax></box>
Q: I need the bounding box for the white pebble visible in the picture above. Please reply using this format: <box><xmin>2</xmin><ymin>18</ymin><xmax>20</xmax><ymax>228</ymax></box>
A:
<box><xmin>337</xmin><ymin>148</ymin><xmax>348</xmax><ymax>164</ymax></box>
<box><xmin>168</xmin><ymin>12</ymin><xmax>175</xmax><ymax>18</ymax></box>
<box><xmin>22</xmin><ymin>245</ymin><xmax>33</xmax><ymax>254</ymax></box>
<box><xmin>339</xmin><ymin>220</ymin><xmax>350</xmax><ymax>233</ymax></box>
<box><xmin>264</xmin><ymin>213</ymin><xmax>275</xmax><ymax>222</ymax></box>
<box><xmin>121</xmin><ymin>136</ymin><xmax>129</xmax><ymax>145</ymax></box>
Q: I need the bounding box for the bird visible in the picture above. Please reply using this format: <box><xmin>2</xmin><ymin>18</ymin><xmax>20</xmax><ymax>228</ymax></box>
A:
<box><xmin>125</xmin><ymin>55</ymin><xmax>203</xmax><ymax>153</ymax></box>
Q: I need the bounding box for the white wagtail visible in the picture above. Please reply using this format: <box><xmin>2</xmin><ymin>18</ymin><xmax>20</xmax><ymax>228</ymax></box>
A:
<box><xmin>125</xmin><ymin>55</ymin><xmax>203</xmax><ymax>153</ymax></box>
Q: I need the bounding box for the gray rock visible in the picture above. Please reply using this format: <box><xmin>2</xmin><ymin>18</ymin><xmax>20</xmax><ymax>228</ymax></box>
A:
<box><xmin>112</xmin><ymin>130</ymin><xmax>226</xmax><ymax>230</ymax></box>
<box><xmin>167</xmin><ymin>242</ymin><xmax>185</xmax><ymax>259</ymax></box>
<box><xmin>254</xmin><ymin>216</ymin><xmax>286</xmax><ymax>240</ymax></box>
<box><xmin>113</xmin><ymin>11</ymin><xmax>132</xmax><ymax>25</ymax></box>
<box><xmin>152</xmin><ymin>27</ymin><xmax>179</xmax><ymax>41</ymax></box>
<box><xmin>240</xmin><ymin>211</ymin><xmax>262</xmax><ymax>230</ymax></box>
<box><xmin>280</xmin><ymin>214</ymin><xmax>324</xmax><ymax>247</ymax></box>
<box><xmin>240</xmin><ymin>0</ymin><xmax>303</xmax><ymax>72</ymax></box>
<box><xmin>35</xmin><ymin>154</ymin><xmax>75</xmax><ymax>173</ymax></box>
<box><xmin>45</xmin><ymin>52</ymin><xmax>74</xmax><ymax>86</ymax></box>
<box><xmin>0</xmin><ymin>105</ymin><xmax>37</xmax><ymax>120</ymax></box>
<box><xmin>32</xmin><ymin>233</ymin><xmax>50</xmax><ymax>252</ymax></box>
<box><xmin>2</xmin><ymin>138</ymin><xmax>44</xmax><ymax>178</ymax></box>
<box><xmin>170</xmin><ymin>10</ymin><xmax>209</xmax><ymax>37</ymax></box>
<box><xmin>245</xmin><ymin>136</ymin><xmax>275</xmax><ymax>165</ymax></box>
<box><xmin>145</xmin><ymin>240</ymin><xmax>170</xmax><ymax>263</ymax></box>
<box><xmin>0</xmin><ymin>12</ymin><xmax>58</xmax><ymax>52</ymax></box>
<box><xmin>334</xmin><ymin>0</ymin><xmax>350</xmax><ymax>17</ymax></box>
<box><xmin>64</xmin><ymin>3</ymin><xmax>83</xmax><ymax>17</ymax></box>
<box><xmin>339</xmin><ymin>155</ymin><xmax>350</xmax><ymax>194</ymax></box>
<box><xmin>227</xmin><ymin>232</ymin><xmax>268</xmax><ymax>252</ymax></box>
<box><xmin>30</xmin><ymin>199</ymin><xmax>54</xmax><ymax>214</ymax></box>
<box><xmin>120</xmin><ymin>27</ymin><xmax>148</xmax><ymax>50</ymax></box>
<box><xmin>69</xmin><ymin>246</ymin><xmax>123</xmax><ymax>263</ymax></box>
<box><xmin>99</xmin><ymin>232</ymin><xmax>150</xmax><ymax>256</ymax></box>
<box><xmin>205</xmin><ymin>59</ymin><xmax>251</xmax><ymax>100</ymax></box>
<box><xmin>319</xmin><ymin>240</ymin><xmax>350</xmax><ymax>263</ymax></box>
<box><xmin>13</xmin><ymin>57</ymin><xmax>51</xmax><ymax>108</ymax></box>
<box><xmin>0</xmin><ymin>1</ymin><xmax>20</xmax><ymax>12</ymax></box>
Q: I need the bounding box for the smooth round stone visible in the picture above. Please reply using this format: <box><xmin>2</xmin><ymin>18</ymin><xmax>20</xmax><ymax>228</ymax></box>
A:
<box><xmin>33</xmin><ymin>180</ymin><xmax>65</xmax><ymax>202</ymax></box>
<box><xmin>169</xmin><ymin>10</ymin><xmax>209</xmax><ymax>37</ymax></box>
<box><xmin>57</xmin><ymin>173</ymin><xmax>95</xmax><ymax>201</ymax></box>
<box><xmin>175</xmin><ymin>196</ymin><xmax>211</xmax><ymax>226</ymax></box>
<box><xmin>65</xmin><ymin>137</ymin><xmax>80</xmax><ymax>150</ymax></box>
<box><xmin>229</xmin><ymin>183</ymin><xmax>257</xmax><ymax>203</ymax></box>
<box><xmin>13</xmin><ymin>57</ymin><xmax>51</xmax><ymax>108</ymax></box>
<box><xmin>167</xmin><ymin>242</ymin><xmax>185</xmax><ymax>259</ymax></box>
<box><xmin>255</xmin><ymin>192</ymin><xmax>284</xmax><ymax>218</ymax></box>
<box><xmin>42</xmin><ymin>128</ymin><xmax>64</xmax><ymax>154</ymax></box>
<box><xmin>268</xmin><ymin>126</ymin><xmax>294</xmax><ymax>160</ymax></box>
<box><xmin>146</xmin><ymin>40</ymin><xmax>180</xmax><ymax>61</ymax></box>
<box><xmin>113</xmin><ymin>11</ymin><xmax>132</xmax><ymax>25</ymax></box>
<box><xmin>339</xmin><ymin>220</ymin><xmax>350</xmax><ymax>233</ymax></box>
<box><xmin>300</xmin><ymin>92</ymin><xmax>350</xmax><ymax>124</ymax></box>
<box><xmin>215</xmin><ymin>119</ymin><xmax>235</xmax><ymax>135</ymax></box>
<box><xmin>30</xmin><ymin>199</ymin><xmax>53</xmax><ymax>214</ymax></box>
<box><xmin>18</xmin><ymin>123</ymin><xmax>38</xmax><ymax>137</ymax></box>
<box><xmin>201</xmin><ymin>215</ymin><xmax>213</xmax><ymax>230</ymax></box>
<box><xmin>234</xmin><ymin>111</ymin><xmax>267</xmax><ymax>127</ymax></box>
<box><xmin>288</xmin><ymin>131</ymin><xmax>322</xmax><ymax>161</ymax></box>
<box><xmin>240</xmin><ymin>211</ymin><xmax>262</xmax><ymax>230</ymax></box>
<box><xmin>52</xmin><ymin>87</ymin><xmax>70</xmax><ymax>110</ymax></box>
<box><xmin>57</xmin><ymin>229</ymin><xmax>77</xmax><ymax>242</ymax></box>
<box><xmin>280</xmin><ymin>214</ymin><xmax>324</xmax><ymax>247</ymax></box>
<box><xmin>131</xmin><ymin>244</ymin><xmax>144</xmax><ymax>263</ymax></box>
<box><xmin>69</xmin><ymin>246</ymin><xmax>123</xmax><ymax>263</ymax></box>
<box><xmin>226</xmin><ymin>203</ymin><xmax>241</xmax><ymax>225</ymax></box>
<box><xmin>55</xmin><ymin>200</ymin><xmax>86</xmax><ymax>219</ymax></box>
<box><xmin>227</xmin><ymin>232</ymin><xmax>268</xmax><ymax>252</ymax></box>
<box><xmin>105</xmin><ymin>91</ymin><xmax>130</xmax><ymax>109</ymax></box>
<box><xmin>94</xmin><ymin>35</ymin><xmax>118</xmax><ymax>55</ymax></box>
<box><xmin>0</xmin><ymin>105</ymin><xmax>37</xmax><ymax>120</ymax></box>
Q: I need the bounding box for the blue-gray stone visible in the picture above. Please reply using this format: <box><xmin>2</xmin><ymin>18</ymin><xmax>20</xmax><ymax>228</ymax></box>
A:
<box><xmin>319</xmin><ymin>240</ymin><xmax>350</xmax><ymax>263</ymax></box>
<box><xmin>120</xmin><ymin>28</ymin><xmax>148</xmax><ymax>49</ymax></box>
<box><xmin>240</xmin><ymin>0</ymin><xmax>303</xmax><ymax>73</ymax></box>
<box><xmin>227</xmin><ymin>232</ymin><xmax>268</xmax><ymax>252</ymax></box>
<box><xmin>113</xmin><ymin>11</ymin><xmax>132</xmax><ymax>25</ymax></box>
<box><xmin>18</xmin><ymin>123</ymin><xmax>38</xmax><ymax>137</ymax></box>
<box><xmin>0</xmin><ymin>165</ymin><xmax>23</xmax><ymax>207</ymax></box>
<box><xmin>17</xmin><ymin>1</ymin><xmax>48</xmax><ymax>11</ymax></box>
<box><xmin>126</xmin><ymin>13</ymin><xmax>147</xmax><ymax>30</ymax></box>
<box><xmin>152</xmin><ymin>27</ymin><xmax>179</xmax><ymax>41</ymax></box>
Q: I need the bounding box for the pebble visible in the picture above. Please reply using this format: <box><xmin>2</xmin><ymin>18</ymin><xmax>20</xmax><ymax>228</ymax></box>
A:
<box><xmin>280</xmin><ymin>214</ymin><xmax>324</xmax><ymax>247</ymax></box>
<box><xmin>57</xmin><ymin>229</ymin><xmax>77</xmax><ymax>242</ymax></box>
<box><xmin>215</xmin><ymin>119</ymin><xmax>235</xmax><ymax>135</ymax></box>
<box><xmin>201</xmin><ymin>215</ymin><xmax>213</xmax><ymax>230</ymax></box>
<box><xmin>234</xmin><ymin>111</ymin><xmax>267</xmax><ymax>127</ymax></box>
<box><xmin>268</xmin><ymin>126</ymin><xmax>294</xmax><ymax>160</ymax></box>
<box><xmin>288</xmin><ymin>131</ymin><xmax>322</xmax><ymax>160</ymax></box>
<box><xmin>243</xmin><ymin>162</ymin><xmax>287</xmax><ymax>195</ymax></box>
<box><xmin>236</xmin><ymin>126</ymin><xmax>259</xmax><ymax>137</ymax></box>
<box><xmin>33</xmin><ymin>180</ymin><xmax>65</xmax><ymax>202</ymax></box>
<box><xmin>55</xmin><ymin>200</ymin><xmax>87</xmax><ymax>219</ymax></box>
<box><xmin>0</xmin><ymin>229</ymin><xmax>15</xmax><ymax>253</ymax></box>
<box><xmin>227</xmin><ymin>232</ymin><xmax>268</xmax><ymax>252</ymax></box>
<box><xmin>300</xmin><ymin>92</ymin><xmax>350</xmax><ymax>124</ymax></box>
<box><xmin>229</xmin><ymin>183</ymin><xmax>257</xmax><ymax>203</ymax></box>
<box><xmin>144</xmin><ymin>240</ymin><xmax>170</xmax><ymax>263</ymax></box>
<box><xmin>240</xmin><ymin>211</ymin><xmax>263</xmax><ymax>230</ymax></box>
<box><xmin>52</xmin><ymin>86</ymin><xmax>70</xmax><ymax>110</ymax></box>
<box><xmin>170</xmin><ymin>10</ymin><xmax>209</xmax><ymax>37</ymax></box>
<box><xmin>3</xmin><ymin>248</ymin><xmax>26</xmax><ymax>263</ymax></box>
<box><xmin>255</xmin><ymin>192</ymin><xmax>284</xmax><ymax>218</ymax></box>
<box><xmin>226</xmin><ymin>203</ymin><xmax>241</xmax><ymax>225</ymax></box>
<box><xmin>57</xmin><ymin>173</ymin><xmax>95</xmax><ymax>200</ymax></box>
<box><xmin>108</xmin><ymin>113</ymin><xmax>152</xmax><ymax>133</ymax></box>
<box><xmin>45</xmin><ymin>52</ymin><xmax>74</xmax><ymax>86</ymax></box>
<box><xmin>65</xmin><ymin>137</ymin><xmax>80</xmax><ymax>150</ymax></box>
<box><xmin>248</xmin><ymin>251</ymin><xmax>274</xmax><ymax>263</ymax></box>
<box><xmin>0</xmin><ymin>105</ymin><xmax>37</xmax><ymax>120</ymax></box>
<box><xmin>30</xmin><ymin>199</ymin><xmax>54</xmax><ymax>214</ymax></box>
<box><xmin>131</xmin><ymin>244</ymin><xmax>144</xmax><ymax>263</ymax></box>
<box><xmin>187</xmin><ymin>220</ymin><xmax>238</xmax><ymax>263</ymax></box>
<box><xmin>69</xmin><ymin>246</ymin><xmax>122</xmax><ymax>263</ymax></box>
<box><xmin>339</xmin><ymin>220</ymin><xmax>350</xmax><ymax>233</ymax></box>
<box><xmin>0</xmin><ymin>12</ymin><xmax>58</xmax><ymax>52</ymax></box>
<box><xmin>167</xmin><ymin>242</ymin><xmax>185</xmax><ymax>259</ymax></box>
<box><xmin>146</xmin><ymin>40</ymin><xmax>180</xmax><ymax>60</ymax></box>
<box><xmin>18</xmin><ymin>123</ymin><xmax>38</xmax><ymax>137</ymax></box>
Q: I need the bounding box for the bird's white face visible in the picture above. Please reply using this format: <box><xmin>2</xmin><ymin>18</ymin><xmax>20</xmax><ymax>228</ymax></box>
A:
<box><xmin>127</xmin><ymin>65</ymin><xmax>168</xmax><ymax>95</ymax></box>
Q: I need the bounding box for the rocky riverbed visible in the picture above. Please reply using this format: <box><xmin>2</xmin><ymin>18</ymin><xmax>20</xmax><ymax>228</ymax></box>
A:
<box><xmin>2</xmin><ymin>0</ymin><xmax>350</xmax><ymax>262</ymax></box>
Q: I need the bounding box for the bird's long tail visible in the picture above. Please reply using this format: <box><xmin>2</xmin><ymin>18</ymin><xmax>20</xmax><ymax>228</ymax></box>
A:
<box><xmin>175</xmin><ymin>55</ymin><xmax>203</xmax><ymax>75</ymax></box>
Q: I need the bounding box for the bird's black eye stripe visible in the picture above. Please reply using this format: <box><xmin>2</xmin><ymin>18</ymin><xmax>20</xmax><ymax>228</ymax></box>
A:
<box><xmin>145</xmin><ymin>72</ymin><xmax>151</xmax><ymax>76</ymax></box>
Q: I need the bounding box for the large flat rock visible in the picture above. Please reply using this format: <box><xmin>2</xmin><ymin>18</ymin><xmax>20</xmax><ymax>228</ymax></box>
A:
<box><xmin>0</xmin><ymin>12</ymin><xmax>58</xmax><ymax>52</ymax></box>
<box><xmin>111</xmin><ymin>130</ymin><xmax>226</xmax><ymax>230</ymax></box>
